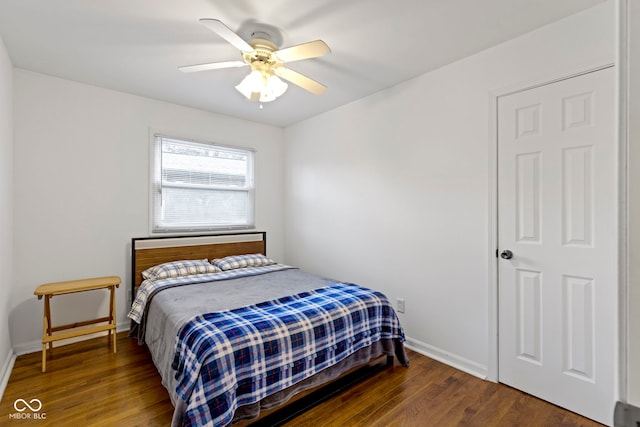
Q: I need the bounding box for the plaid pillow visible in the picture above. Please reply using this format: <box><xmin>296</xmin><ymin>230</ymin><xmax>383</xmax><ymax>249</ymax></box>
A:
<box><xmin>212</xmin><ymin>254</ymin><xmax>275</xmax><ymax>271</ymax></box>
<box><xmin>142</xmin><ymin>259</ymin><xmax>222</xmax><ymax>280</ymax></box>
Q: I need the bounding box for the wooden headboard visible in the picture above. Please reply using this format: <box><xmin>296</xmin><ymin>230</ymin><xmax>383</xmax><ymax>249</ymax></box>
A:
<box><xmin>131</xmin><ymin>232</ymin><xmax>267</xmax><ymax>303</ymax></box>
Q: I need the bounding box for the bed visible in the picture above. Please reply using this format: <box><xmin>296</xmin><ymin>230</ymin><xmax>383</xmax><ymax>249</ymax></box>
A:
<box><xmin>128</xmin><ymin>232</ymin><xmax>408</xmax><ymax>426</ymax></box>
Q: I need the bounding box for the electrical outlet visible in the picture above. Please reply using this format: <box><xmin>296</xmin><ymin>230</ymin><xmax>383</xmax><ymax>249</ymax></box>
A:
<box><xmin>396</xmin><ymin>298</ymin><xmax>405</xmax><ymax>313</ymax></box>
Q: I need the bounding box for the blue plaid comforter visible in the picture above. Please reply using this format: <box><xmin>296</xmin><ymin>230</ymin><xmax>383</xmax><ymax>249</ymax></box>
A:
<box><xmin>172</xmin><ymin>282</ymin><xmax>405</xmax><ymax>427</ymax></box>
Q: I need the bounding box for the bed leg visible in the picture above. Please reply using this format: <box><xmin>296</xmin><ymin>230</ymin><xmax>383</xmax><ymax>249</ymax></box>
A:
<box><xmin>386</xmin><ymin>355</ymin><xmax>394</xmax><ymax>367</ymax></box>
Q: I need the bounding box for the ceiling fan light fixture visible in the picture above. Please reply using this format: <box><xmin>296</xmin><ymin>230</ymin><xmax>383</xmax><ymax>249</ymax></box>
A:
<box><xmin>235</xmin><ymin>69</ymin><xmax>263</xmax><ymax>98</ymax></box>
<box><xmin>235</xmin><ymin>69</ymin><xmax>288</xmax><ymax>103</ymax></box>
<box><xmin>265</xmin><ymin>74</ymin><xmax>288</xmax><ymax>98</ymax></box>
<box><xmin>184</xmin><ymin>19</ymin><xmax>329</xmax><ymax>101</ymax></box>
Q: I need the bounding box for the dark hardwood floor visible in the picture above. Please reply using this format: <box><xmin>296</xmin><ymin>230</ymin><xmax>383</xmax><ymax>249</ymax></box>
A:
<box><xmin>0</xmin><ymin>332</ymin><xmax>603</xmax><ymax>426</ymax></box>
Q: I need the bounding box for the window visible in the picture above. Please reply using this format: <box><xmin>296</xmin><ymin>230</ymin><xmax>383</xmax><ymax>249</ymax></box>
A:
<box><xmin>151</xmin><ymin>135</ymin><xmax>255</xmax><ymax>233</ymax></box>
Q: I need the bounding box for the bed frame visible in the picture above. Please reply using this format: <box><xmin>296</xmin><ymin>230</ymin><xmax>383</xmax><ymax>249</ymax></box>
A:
<box><xmin>130</xmin><ymin>231</ymin><xmax>394</xmax><ymax>425</ymax></box>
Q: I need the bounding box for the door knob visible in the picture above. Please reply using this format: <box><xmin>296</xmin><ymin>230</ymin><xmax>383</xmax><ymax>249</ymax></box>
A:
<box><xmin>500</xmin><ymin>250</ymin><xmax>513</xmax><ymax>260</ymax></box>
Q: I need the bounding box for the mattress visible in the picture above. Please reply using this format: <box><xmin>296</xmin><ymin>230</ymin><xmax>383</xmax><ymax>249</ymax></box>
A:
<box><xmin>130</xmin><ymin>267</ymin><xmax>408</xmax><ymax>425</ymax></box>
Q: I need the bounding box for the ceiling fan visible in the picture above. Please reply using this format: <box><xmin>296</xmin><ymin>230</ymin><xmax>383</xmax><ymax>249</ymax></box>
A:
<box><xmin>179</xmin><ymin>19</ymin><xmax>331</xmax><ymax>103</ymax></box>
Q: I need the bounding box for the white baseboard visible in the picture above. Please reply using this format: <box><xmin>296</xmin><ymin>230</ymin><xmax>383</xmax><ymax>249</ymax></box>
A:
<box><xmin>0</xmin><ymin>349</ymin><xmax>17</xmax><ymax>402</ymax></box>
<box><xmin>116</xmin><ymin>321</ymin><xmax>130</xmax><ymax>335</ymax></box>
<box><xmin>12</xmin><ymin>339</ymin><xmax>40</xmax><ymax>357</ymax></box>
<box><xmin>405</xmin><ymin>336</ymin><xmax>488</xmax><ymax>380</ymax></box>
<box><xmin>13</xmin><ymin>321</ymin><xmax>131</xmax><ymax>356</ymax></box>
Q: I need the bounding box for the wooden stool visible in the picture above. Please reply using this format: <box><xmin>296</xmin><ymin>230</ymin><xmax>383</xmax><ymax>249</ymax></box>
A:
<box><xmin>34</xmin><ymin>276</ymin><xmax>121</xmax><ymax>372</ymax></box>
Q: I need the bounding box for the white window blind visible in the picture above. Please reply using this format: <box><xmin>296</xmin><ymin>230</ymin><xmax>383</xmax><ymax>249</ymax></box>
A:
<box><xmin>151</xmin><ymin>135</ymin><xmax>255</xmax><ymax>233</ymax></box>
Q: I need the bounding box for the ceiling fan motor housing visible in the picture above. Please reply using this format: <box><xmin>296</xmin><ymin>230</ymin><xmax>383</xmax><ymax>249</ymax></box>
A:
<box><xmin>243</xmin><ymin>38</ymin><xmax>279</xmax><ymax>66</ymax></box>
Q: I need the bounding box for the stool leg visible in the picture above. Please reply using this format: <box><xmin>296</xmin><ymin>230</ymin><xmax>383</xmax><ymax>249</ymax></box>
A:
<box><xmin>110</xmin><ymin>286</ymin><xmax>117</xmax><ymax>353</ymax></box>
<box><xmin>42</xmin><ymin>342</ymin><xmax>46</xmax><ymax>373</ymax></box>
<box><xmin>45</xmin><ymin>295</ymin><xmax>53</xmax><ymax>352</ymax></box>
<box><xmin>42</xmin><ymin>295</ymin><xmax>50</xmax><ymax>373</ymax></box>
<box><xmin>107</xmin><ymin>289</ymin><xmax>111</xmax><ymax>346</ymax></box>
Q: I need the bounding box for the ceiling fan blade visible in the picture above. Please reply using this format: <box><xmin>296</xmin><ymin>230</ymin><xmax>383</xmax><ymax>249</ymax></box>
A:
<box><xmin>274</xmin><ymin>40</ymin><xmax>330</xmax><ymax>63</ymax></box>
<box><xmin>199</xmin><ymin>18</ymin><xmax>253</xmax><ymax>52</ymax></box>
<box><xmin>273</xmin><ymin>66</ymin><xmax>327</xmax><ymax>95</ymax></box>
<box><xmin>178</xmin><ymin>61</ymin><xmax>248</xmax><ymax>73</ymax></box>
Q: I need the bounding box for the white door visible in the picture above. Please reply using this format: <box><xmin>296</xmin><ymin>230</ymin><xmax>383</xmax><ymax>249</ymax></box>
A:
<box><xmin>497</xmin><ymin>66</ymin><xmax>616</xmax><ymax>425</ymax></box>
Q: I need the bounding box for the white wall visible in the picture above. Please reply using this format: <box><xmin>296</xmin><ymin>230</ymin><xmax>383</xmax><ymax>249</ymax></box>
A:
<box><xmin>11</xmin><ymin>71</ymin><xmax>285</xmax><ymax>352</ymax></box>
<box><xmin>0</xmin><ymin>33</ymin><xmax>14</xmax><ymax>397</ymax></box>
<box><xmin>627</xmin><ymin>0</ymin><xmax>640</xmax><ymax>407</ymax></box>
<box><xmin>283</xmin><ymin>2</ymin><xmax>615</xmax><ymax>377</ymax></box>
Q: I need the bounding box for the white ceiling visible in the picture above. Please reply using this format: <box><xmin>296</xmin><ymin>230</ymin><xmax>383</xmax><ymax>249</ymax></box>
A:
<box><xmin>0</xmin><ymin>0</ymin><xmax>605</xmax><ymax>127</ymax></box>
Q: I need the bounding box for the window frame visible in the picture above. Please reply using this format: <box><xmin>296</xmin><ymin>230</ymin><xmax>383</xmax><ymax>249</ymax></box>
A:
<box><xmin>149</xmin><ymin>133</ymin><xmax>256</xmax><ymax>234</ymax></box>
